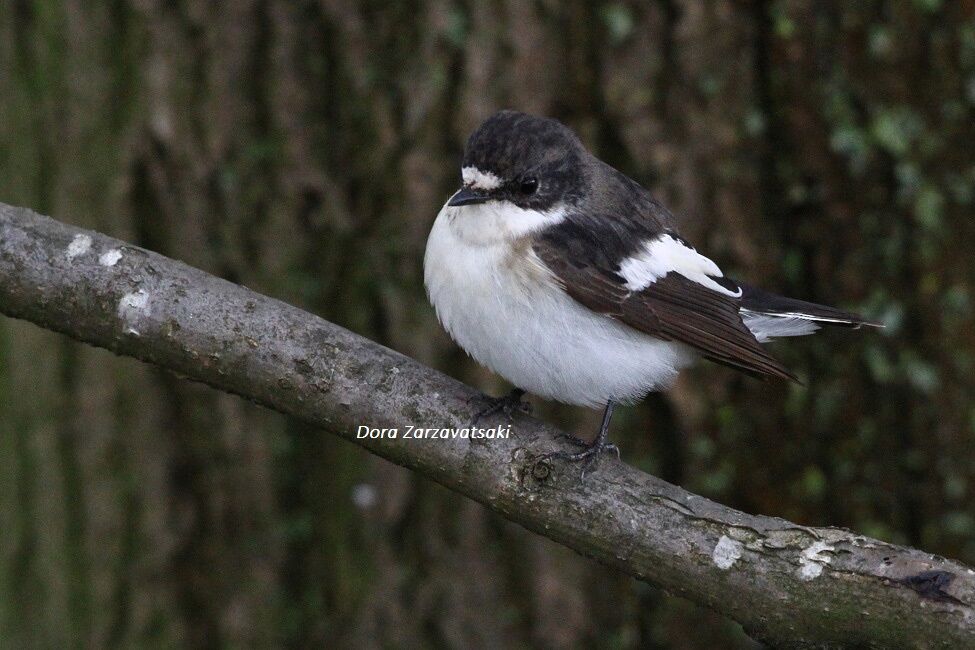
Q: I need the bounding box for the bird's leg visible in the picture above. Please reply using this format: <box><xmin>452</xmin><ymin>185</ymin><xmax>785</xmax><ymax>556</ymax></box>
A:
<box><xmin>471</xmin><ymin>388</ymin><xmax>531</xmax><ymax>425</ymax></box>
<box><xmin>541</xmin><ymin>401</ymin><xmax>619</xmax><ymax>478</ymax></box>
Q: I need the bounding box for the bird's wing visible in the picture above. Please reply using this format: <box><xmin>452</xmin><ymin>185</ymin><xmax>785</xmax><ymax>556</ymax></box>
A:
<box><xmin>533</xmin><ymin>224</ymin><xmax>797</xmax><ymax>381</ymax></box>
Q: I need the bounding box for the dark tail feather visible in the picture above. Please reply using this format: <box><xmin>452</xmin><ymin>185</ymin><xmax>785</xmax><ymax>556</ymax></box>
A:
<box><xmin>738</xmin><ymin>283</ymin><xmax>883</xmax><ymax>328</ymax></box>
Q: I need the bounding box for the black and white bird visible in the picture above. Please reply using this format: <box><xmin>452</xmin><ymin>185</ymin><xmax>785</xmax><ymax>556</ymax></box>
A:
<box><xmin>424</xmin><ymin>110</ymin><xmax>879</xmax><ymax>474</ymax></box>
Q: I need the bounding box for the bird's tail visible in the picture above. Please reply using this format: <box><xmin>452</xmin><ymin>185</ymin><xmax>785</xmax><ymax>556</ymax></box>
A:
<box><xmin>736</xmin><ymin>283</ymin><xmax>883</xmax><ymax>343</ymax></box>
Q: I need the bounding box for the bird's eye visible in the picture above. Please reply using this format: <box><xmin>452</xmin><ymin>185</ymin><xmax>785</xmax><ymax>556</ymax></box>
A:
<box><xmin>518</xmin><ymin>177</ymin><xmax>538</xmax><ymax>195</ymax></box>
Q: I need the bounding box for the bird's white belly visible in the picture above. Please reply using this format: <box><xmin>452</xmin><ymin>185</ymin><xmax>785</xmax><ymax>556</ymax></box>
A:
<box><xmin>424</xmin><ymin>204</ymin><xmax>693</xmax><ymax>407</ymax></box>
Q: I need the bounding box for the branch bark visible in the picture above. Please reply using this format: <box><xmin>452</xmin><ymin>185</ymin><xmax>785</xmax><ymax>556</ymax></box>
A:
<box><xmin>0</xmin><ymin>202</ymin><xmax>972</xmax><ymax>648</ymax></box>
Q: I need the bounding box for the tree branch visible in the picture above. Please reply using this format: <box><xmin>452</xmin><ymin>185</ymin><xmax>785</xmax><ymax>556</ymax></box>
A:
<box><xmin>0</xmin><ymin>202</ymin><xmax>971</xmax><ymax>648</ymax></box>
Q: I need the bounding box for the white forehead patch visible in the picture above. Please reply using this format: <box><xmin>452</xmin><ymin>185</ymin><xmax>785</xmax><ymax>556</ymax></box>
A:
<box><xmin>618</xmin><ymin>233</ymin><xmax>742</xmax><ymax>297</ymax></box>
<box><xmin>462</xmin><ymin>166</ymin><xmax>503</xmax><ymax>191</ymax></box>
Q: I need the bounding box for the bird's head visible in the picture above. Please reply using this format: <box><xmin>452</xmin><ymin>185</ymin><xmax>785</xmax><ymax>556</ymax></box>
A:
<box><xmin>448</xmin><ymin>110</ymin><xmax>587</xmax><ymax>214</ymax></box>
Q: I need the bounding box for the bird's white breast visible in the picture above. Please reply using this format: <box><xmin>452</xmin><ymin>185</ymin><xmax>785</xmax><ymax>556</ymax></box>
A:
<box><xmin>423</xmin><ymin>201</ymin><xmax>693</xmax><ymax>407</ymax></box>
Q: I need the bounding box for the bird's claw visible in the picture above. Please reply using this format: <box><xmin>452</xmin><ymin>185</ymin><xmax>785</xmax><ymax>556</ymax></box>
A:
<box><xmin>471</xmin><ymin>389</ymin><xmax>530</xmax><ymax>425</ymax></box>
<box><xmin>539</xmin><ymin>436</ymin><xmax>619</xmax><ymax>478</ymax></box>
<box><xmin>555</xmin><ymin>433</ymin><xmax>620</xmax><ymax>459</ymax></box>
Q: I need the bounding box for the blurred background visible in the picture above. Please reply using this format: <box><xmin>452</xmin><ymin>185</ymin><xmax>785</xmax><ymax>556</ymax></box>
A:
<box><xmin>1</xmin><ymin>1</ymin><xmax>974</xmax><ymax>647</ymax></box>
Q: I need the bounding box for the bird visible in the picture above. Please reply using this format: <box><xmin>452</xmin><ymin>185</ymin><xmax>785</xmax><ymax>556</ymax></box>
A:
<box><xmin>424</xmin><ymin>110</ymin><xmax>880</xmax><ymax>476</ymax></box>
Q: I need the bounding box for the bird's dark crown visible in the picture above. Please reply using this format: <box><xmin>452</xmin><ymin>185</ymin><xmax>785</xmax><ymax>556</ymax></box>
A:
<box><xmin>460</xmin><ymin>110</ymin><xmax>587</xmax><ymax>210</ymax></box>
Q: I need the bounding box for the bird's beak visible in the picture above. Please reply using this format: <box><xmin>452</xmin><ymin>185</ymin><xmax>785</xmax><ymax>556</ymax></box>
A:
<box><xmin>448</xmin><ymin>187</ymin><xmax>490</xmax><ymax>206</ymax></box>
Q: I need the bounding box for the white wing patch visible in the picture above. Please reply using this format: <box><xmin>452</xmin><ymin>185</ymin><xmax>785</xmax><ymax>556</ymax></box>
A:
<box><xmin>617</xmin><ymin>233</ymin><xmax>742</xmax><ymax>297</ymax></box>
<box><xmin>462</xmin><ymin>166</ymin><xmax>503</xmax><ymax>191</ymax></box>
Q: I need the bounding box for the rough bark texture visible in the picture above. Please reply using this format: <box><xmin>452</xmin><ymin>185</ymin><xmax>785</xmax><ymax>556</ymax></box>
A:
<box><xmin>2</xmin><ymin>203</ymin><xmax>973</xmax><ymax>648</ymax></box>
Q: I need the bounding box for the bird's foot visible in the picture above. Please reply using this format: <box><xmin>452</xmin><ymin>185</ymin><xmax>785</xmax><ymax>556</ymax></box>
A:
<box><xmin>540</xmin><ymin>434</ymin><xmax>619</xmax><ymax>479</ymax></box>
<box><xmin>470</xmin><ymin>388</ymin><xmax>530</xmax><ymax>425</ymax></box>
<box><xmin>556</xmin><ymin>433</ymin><xmax>621</xmax><ymax>459</ymax></box>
